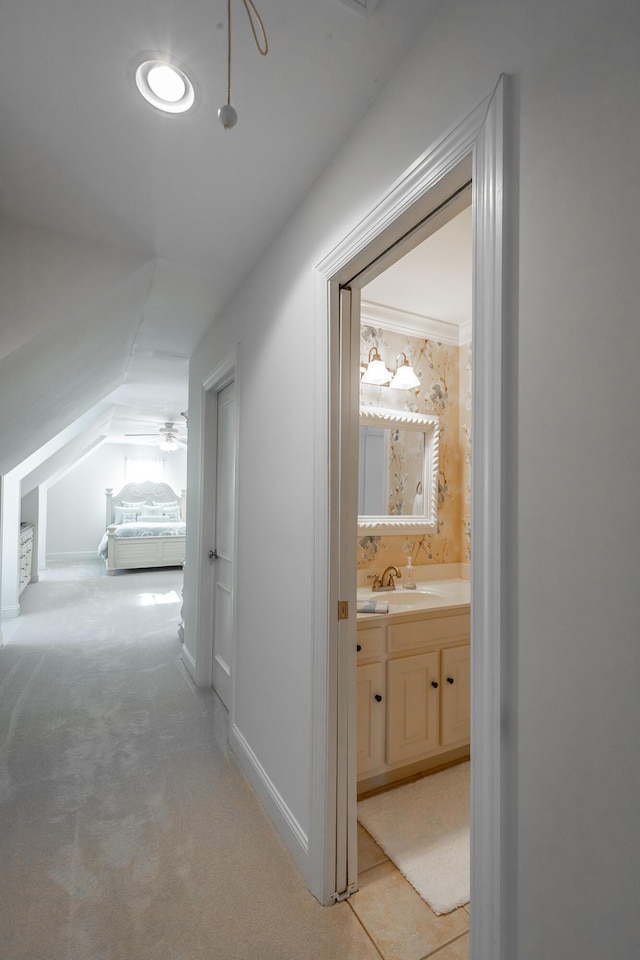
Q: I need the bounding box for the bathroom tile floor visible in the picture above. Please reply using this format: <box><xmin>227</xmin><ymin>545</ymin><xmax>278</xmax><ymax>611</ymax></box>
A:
<box><xmin>351</xmin><ymin>823</ymin><xmax>470</xmax><ymax>960</ymax></box>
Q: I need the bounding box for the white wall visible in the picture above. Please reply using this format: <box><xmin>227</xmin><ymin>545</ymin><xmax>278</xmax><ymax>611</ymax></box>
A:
<box><xmin>46</xmin><ymin>444</ymin><xmax>187</xmax><ymax>560</ymax></box>
<box><xmin>184</xmin><ymin>2</ymin><xmax>640</xmax><ymax>957</ymax></box>
<box><xmin>0</xmin><ymin>219</ymin><xmax>153</xmax><ymax>477</ymax></box>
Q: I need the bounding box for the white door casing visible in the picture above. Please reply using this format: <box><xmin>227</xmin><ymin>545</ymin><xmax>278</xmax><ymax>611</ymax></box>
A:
<box><xmin>212</xmin><ymin>380</ymin><xmax>236</xmax><ymax>708</ymax></box>
<box><xmin>196</xmin><ymin>349</ymin><xmax>238</xmax><ymax>701</ymax></box>
<box><xmin>311</xmin><ymin>75</ymin><xmax>515</xmax><ymax>960</ymax></box>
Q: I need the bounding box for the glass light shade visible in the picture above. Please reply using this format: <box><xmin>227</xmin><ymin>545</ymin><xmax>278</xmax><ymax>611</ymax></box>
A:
<box><xmin>160</xmin><ymin>437</ymin><xmax>179</xmax><ymax>452</ymax></box>
<box><xmin>361</xmin><ymin>347</ymin><xmax>392</xmax><ymax>385</ymax></box>
<box><xmin>389</xmin><ymin>354</ymin><xmax>420</xmax><ymax>389</ymax></box>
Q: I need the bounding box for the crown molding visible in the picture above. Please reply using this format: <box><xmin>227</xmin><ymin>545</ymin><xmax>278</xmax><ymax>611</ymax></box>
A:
<box><xmin>361</xmin><ymin>299</ymin><xmax>470</xmax><ymax>346</ymax></box>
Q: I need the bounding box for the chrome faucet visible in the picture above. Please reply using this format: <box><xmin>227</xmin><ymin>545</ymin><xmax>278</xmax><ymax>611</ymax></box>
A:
<box><xmin>369</xmin><ymin>565</ymin><xmax>401</xmax><ymax>591</ymax></box>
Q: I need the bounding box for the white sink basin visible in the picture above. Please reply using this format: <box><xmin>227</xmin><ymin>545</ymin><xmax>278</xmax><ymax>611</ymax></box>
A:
<box><xmin>358</xmin><ymin>588</ymin><xmax>443</xmax><ymax>606</ymax></box>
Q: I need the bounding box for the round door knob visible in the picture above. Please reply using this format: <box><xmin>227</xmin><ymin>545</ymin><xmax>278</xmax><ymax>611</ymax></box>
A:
<box><xmin>356</xmin><ymin>644</ymin><xmax>362</xmax><ymax>652</ymax></box>
<box><xmin>374</xmin><ymin>694</ymin><xmax>382</xmax><ymax>702</ymax></box>
<box><xmin>447</xmin><ymin>677</ymin><xmax>454</xmax><ymax>684</ymax></box>
<box><xmin>431</xmin><ymin>680</ymin><xmax>439</xmax><ymax>689</ymax></box>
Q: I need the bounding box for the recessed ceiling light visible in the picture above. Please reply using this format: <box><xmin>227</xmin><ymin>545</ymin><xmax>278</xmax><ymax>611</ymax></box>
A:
<box><xmin>134</xmin><ymin>55</ymin><xmax>196</xmax><ymax>114</ymax></box>
<box><xmin>147</xmin><ymin>64</ymin><xmax>186</xmax><ymax>102</ymax></box>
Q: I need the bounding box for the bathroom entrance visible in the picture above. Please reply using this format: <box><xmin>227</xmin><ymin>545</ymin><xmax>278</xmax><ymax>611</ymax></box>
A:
<box><xmin>314</xmin><ymin>77</ymin><xmax>511</xmax><ymax>958</ymax></box>
<box><xmin>354</xmin><ymin>195</ymin><xmax>473</xmax><ymax>924</ymax></box>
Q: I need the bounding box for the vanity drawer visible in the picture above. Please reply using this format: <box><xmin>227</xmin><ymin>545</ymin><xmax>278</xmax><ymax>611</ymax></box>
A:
<box><xmin>387</xmin><ymin>613</ymin><xmax>470</xmax><ymax>655</ymax></box>
<box><xmin>356</xmin><ymin>626</ymin><xmax>386</xmax><ymax>660</ymax></box>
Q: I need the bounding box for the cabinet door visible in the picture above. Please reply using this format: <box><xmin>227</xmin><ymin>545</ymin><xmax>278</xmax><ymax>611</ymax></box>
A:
<box><xmin>386</xmin><ymin>651</ymin><xmax>440</xmax><ymax>765</ymax></box>
<box><xmin>356</xmin><ymin>662</ymin><xmax>386</xmax><ymax>777</ymax></box>
<box><xmin>440</xmin><ymin>644</ymin><xmax>471</xmax><ymax>746</ymax></box>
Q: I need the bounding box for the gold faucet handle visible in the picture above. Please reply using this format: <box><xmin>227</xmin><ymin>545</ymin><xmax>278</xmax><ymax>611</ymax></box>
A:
<box><xmin>367</xmin><ymin>573</ymin><xmax>382</xmax><ymax>591</ymax></box>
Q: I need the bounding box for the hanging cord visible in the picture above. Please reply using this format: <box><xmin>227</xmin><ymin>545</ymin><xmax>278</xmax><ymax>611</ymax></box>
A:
<box><xmin>226</xmin><ymin>0</ymin><xmax>268</xmax><ymax>107</ymax></box>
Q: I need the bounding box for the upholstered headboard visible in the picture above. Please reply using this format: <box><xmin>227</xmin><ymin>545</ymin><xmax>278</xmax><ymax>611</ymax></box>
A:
<box><xmin>105</xmin><ymin>482</ymin><xmax>186</xmax><ymax>527</ymax></box>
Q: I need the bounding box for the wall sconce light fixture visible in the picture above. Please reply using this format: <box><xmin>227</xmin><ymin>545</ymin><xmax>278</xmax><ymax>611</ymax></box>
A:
<box><xmin>361</xmin><ymin>346</ymin><xmax>393</xmax><ymax>385</ymax></box>
<box><xmin>389</xmin><ymin>353</ymin><xmax>420</xmax><ymax>390</ymax></box>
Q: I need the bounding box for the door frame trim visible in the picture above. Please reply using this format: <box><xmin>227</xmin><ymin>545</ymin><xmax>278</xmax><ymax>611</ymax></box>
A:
<box><xmin>310</xmin><ymin>75</ymin><xmax>516</xmax><ymax>959</ymax></box>
<box><xmin>195</xmin><ymin>348</ymin><xmax>239</xmax><ymax>700</ymax></box>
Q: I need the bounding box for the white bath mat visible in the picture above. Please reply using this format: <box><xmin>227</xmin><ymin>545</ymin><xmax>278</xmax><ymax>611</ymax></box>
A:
<box><xmin>357</xmin><ymin>761</ymin><xmax>469</xmax><ymax>915</ymax></box>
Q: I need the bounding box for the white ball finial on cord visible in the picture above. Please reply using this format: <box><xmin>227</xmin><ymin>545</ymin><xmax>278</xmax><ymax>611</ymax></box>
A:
<box><xmin>218</xmin><ymin>103</ymin><xmax>238</xmax><ymax>130</ymax></box>
<box><xmin>219</xmin><ymin>0</ymin><xmax>268</xmax><ymax>131</ymax></box>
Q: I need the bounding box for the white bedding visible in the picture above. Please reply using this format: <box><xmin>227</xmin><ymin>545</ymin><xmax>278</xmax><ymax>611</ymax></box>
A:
<box><xmin>98</xmin><ymin>520</ymin><xmax>186</xmax><ymax>558</ymax></box>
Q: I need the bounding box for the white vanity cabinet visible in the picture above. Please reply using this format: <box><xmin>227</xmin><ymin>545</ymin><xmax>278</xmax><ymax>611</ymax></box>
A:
<box><xmin>440</xmin><ymin>643</ymin><xmax>471</xmax><ymax>746</ymax></box>
<box><xmin>357</xmin><ymin>605</ymin><xmax>470</xmax><ymax>791</ymax></box>
<box><xmin>355</xmin><ymin>626</ymin><xmax>386</xmax><ymax>776</ymax></box>
<box><xmin>356</xmin><ymin>661</ymin><xmax>386</xmax><ymax>776</ymax></box>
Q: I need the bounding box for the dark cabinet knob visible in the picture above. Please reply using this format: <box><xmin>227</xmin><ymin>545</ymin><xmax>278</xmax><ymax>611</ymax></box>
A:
<box><xmin>374</xmin><ymin>694</ymin><xmax>382</xmax><ymax>702</ymax></box>
<box><xmin>356</xmin><ymin>644</ymin><xmax>362</xmax><ymax>652</ymax></box>
<box><xmin>431</xmin><ymin>680</ymin><xmax>439</xmax><ymax>689</ymax></box>
<box><xmin>446</xmin><ymin>677</ymin><xmax>454</xmax><ymax>684</ymax></box>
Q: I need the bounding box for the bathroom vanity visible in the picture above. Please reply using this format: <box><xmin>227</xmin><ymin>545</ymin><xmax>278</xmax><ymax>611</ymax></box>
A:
<box><xmin>356</xmin><ymin>579</ymin><xmax>470</xmax><ymax>794</ymax></box>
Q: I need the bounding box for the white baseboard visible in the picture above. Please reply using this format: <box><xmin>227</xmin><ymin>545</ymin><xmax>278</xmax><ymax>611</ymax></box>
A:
<box><xmin>180</xmin><ymin>643</ymin><xmax>197</xmax><ymax>681</ymax></box>
<box><xmin>45</xmin><ymin>551</ymin><xmax>99</xmax><ymax>563</ymax></box>
<box><xmin>1</xmin><ymin>603</ymin><xmax>20</xmax><ymax>619</ymax></box>
<box><xmin>230</xmin><ymin>722</ymin><xmax>310</xmax><ymax>878</ymax></box>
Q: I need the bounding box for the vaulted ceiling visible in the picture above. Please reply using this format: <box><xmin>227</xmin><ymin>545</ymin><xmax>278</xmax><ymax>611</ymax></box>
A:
<box><xmin>0</xmin><ymin>0</ymin><xmax>442</xmax><ymax>476</ymax></box>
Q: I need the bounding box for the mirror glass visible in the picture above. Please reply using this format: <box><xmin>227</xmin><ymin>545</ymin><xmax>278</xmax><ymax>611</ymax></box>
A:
<box><xmin>358</xmin><ymin>407</ymin><xmax>439</xmax><ymax>533</ymax></box>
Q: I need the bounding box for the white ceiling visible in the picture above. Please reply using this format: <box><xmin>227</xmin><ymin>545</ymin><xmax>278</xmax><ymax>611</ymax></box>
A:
<box><xmin>0</xmin><ymin>0</ymin><xmax>443</xmax><ymax>448</ymax></box>
<box><xmin>362</xmin><ymin>205</ymin><xmax>473</xmax><ymax>336</ymax></box>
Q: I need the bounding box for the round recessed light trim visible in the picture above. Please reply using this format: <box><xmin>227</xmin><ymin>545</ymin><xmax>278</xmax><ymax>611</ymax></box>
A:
<box><xmin>134</xmin><ymin>56</ymin><xmax>196</xmax><ymax>114</ymax></box>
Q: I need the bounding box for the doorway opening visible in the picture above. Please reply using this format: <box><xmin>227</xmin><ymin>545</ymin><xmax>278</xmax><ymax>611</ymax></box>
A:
<box><xmin>354</xmin><ymin>195</ymin><xmax>473</xmax><ymax>923</ymax></box>
<box><xmin>312</xmin><ymin>77</ymin><xmax>512</xmax><ymax>960</ymax></box>
<box><xmin>198</xmin><ymin>349</ymin><xmax>238</xmax><ymax>704</ymax></box>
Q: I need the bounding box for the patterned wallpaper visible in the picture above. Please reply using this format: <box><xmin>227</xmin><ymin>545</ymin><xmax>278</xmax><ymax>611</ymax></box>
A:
<box><xmin>358</xmin><ymin>325</ymin><xmax>472</xmax><ymax>571</ymax></box>
<box><xmin>459</xmin><ymin>339</ymin><xmax>472</xmax><ymax>563</ymax></box>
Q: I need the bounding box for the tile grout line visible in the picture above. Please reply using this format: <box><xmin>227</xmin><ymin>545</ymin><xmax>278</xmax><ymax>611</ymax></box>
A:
<box><xmin>418</xmin><ymin>928</ymin><xmax>471</xmax><ymax>960</ymax></box>
<box><xmin>346</xmin><ymin>898</ymin><xmax>387</xmax><ymax>960</ymax></box>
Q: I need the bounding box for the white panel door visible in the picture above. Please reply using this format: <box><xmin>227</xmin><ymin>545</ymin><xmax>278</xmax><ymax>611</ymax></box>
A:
<box><xmin>213</xmin><ymin>381</ymin><xmax>236</xmax><ymax>708</ymax></box>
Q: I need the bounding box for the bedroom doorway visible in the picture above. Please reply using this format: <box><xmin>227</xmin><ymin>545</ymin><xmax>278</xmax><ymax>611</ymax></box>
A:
<box><xmin>211</xmin><ymin>380</ymin><xmax>236</xmax><ymax>709</ymax></box>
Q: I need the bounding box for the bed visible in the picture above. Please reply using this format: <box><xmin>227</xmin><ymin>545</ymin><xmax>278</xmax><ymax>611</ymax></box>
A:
<box><xmin>98</xmin><ymin>482</ymin><xmax>186</xmax><ymax>575</ymax></box>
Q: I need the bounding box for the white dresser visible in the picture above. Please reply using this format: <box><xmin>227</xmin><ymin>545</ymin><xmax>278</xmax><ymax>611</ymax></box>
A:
<box><xmin>19</xmin><ymin>523</ymin><xmax>35</xmax><ymax>596</ymax></box>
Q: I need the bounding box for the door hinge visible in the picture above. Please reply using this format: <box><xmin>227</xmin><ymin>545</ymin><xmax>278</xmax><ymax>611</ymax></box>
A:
<box><xmin>338</xmin><ymin>600</ymin><xmax>349</xmax><ymax>621</ymax></box>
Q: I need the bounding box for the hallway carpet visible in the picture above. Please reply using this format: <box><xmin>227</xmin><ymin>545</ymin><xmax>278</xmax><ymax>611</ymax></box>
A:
<box><xmin>0</xmin><ymin>564</ymin><xmax>378</xmax><ymax>960</ymax></box>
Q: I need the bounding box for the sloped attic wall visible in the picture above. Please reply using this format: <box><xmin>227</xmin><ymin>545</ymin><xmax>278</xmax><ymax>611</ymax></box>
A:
<box><xmin>0</xmin><ymin>218</ymin><xmax>154</xmax><ymax>476</ymax></box>
<box><xmin>183</xmin><ymin>0</ymin><xmax>640</xmax><ymax>954</ymax></box>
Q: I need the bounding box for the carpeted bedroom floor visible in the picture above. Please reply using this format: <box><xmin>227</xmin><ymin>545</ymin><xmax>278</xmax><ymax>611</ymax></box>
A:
<box><xmin>0</xmin><ymin>562</ymin><xmax>469</xmax><ymax>960</ymax></box>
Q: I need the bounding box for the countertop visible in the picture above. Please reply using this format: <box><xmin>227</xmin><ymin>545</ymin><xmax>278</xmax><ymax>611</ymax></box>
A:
<box><xmin>356</xmin><ymin>578</ymin><xmax>470</xmax><ymax>621</ymax></box>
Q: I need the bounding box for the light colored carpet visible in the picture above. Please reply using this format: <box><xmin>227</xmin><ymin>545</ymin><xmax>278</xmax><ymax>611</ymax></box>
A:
<box><xmin>357</xmin><ymin>762</ymin><xmax>470</xmax><ymax>915</ymax></box>
<box><xmin>0</xmin><ymin>562</ymin><xmax>380</xmax><ymax>960</ymax></box>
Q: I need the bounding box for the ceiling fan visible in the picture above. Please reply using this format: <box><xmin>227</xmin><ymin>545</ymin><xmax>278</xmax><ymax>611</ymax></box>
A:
<box><xmin>125</xmin><ymin>420</ymin><xmax>187</xmax><ymax>451</ymax></box>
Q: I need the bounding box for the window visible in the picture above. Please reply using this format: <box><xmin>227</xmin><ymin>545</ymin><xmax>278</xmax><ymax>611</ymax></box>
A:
<box><xmin>124</xmin><ymin>458</ymin><xmax>164</xmax><ymax>483</ymax></box>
